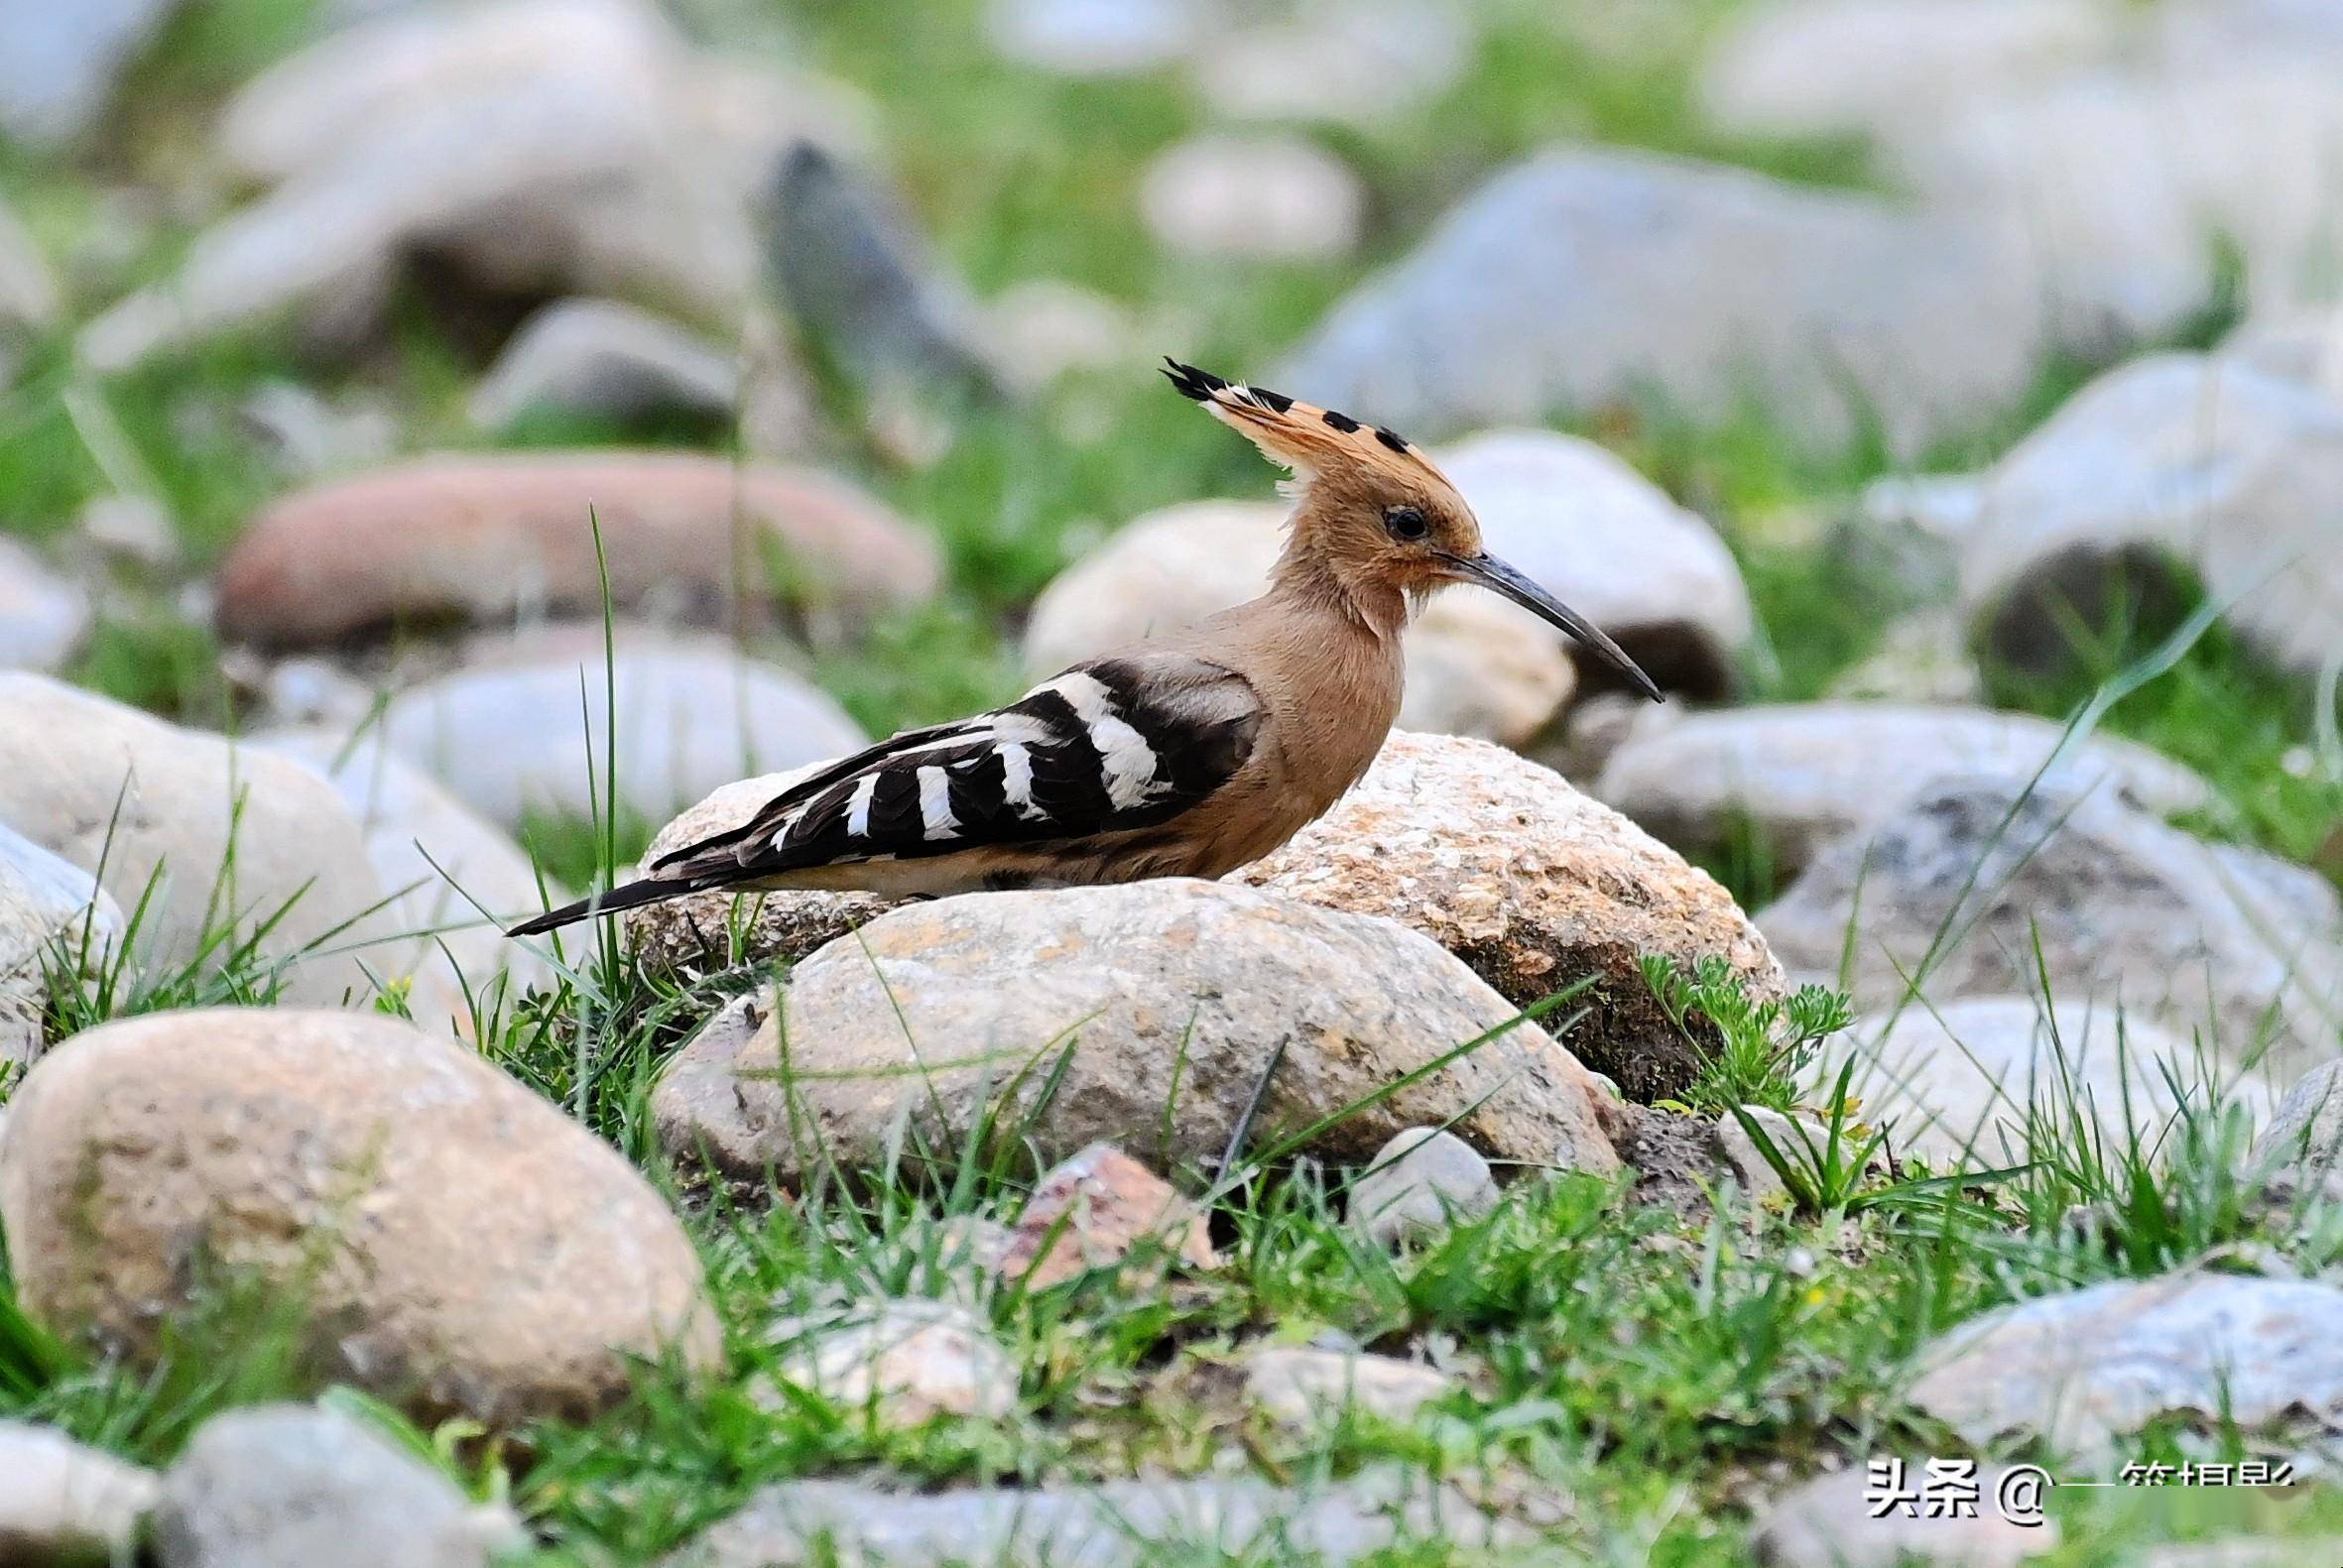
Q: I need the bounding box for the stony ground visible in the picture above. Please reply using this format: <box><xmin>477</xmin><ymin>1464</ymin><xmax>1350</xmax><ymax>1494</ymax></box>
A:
<box><xmin>1</xmin><ymin>0</ymin><xmax>2342</xmax><ymax>1565</ymax></box>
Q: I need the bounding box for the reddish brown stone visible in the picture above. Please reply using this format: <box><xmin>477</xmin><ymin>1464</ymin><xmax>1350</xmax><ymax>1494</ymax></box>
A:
<box><xmin>216</xmin><ymin>452</ymin><xmax>940</xmax><ymax>647</ymax></box>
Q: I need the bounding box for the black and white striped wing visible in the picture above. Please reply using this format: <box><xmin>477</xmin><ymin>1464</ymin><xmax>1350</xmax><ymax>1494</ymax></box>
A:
<box><xmin>653</xmin><ymin>653</ymin><xmax>1262</xmax><ymax>878</ymax></box>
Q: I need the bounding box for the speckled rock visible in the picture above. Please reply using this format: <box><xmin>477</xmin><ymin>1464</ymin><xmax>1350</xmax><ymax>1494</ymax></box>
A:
<box><xmin>1238</xmin><ymin>731</ymin><xmax>1785</xmax><ymax>1103</ymax></box>
<box><xmin>0</xmin><ymin>825</ymin><xmax>118</xmax><ymax>1070</ymax></box>
<box><xmin>1020</xmin><ymin>500</ymin><xmax>1574</xmax><ymax>746</ymax></box>
<box><xmin>468</xmin><ymin>297</ymin><xmax>738</xmax><ymax>431</ymax></box>
<box><xmin>0</xmin><ymin>1419</ymin><xmax>159</xmax><ymax>1566</ymax></box>
<box><xmin>623</xmin><ymin>769</ymin><xmax>898</xmax><ymax>976</ymax></box>
<box><xmin>1244</xmin><ymin>1346</ymin><xmax>1455</xmax><ymax>1430</ymax></box>
<box><xmin>216</xmin><ymin>452</ymin><xmax>935</xmax><ymax>648</ymax></box>
<box><xmin>653</xmin><ymin>880</ymin><xmax>1621</xmax><ymax>1182</ymax></box>
<box><xmin>0</xmin><ymin>674</ymin><xmax>400</xmax><ymax>1008</ymax></box>
<box><xmin>376</xmin><ymin>628</ymin><xmax>867</xmax><ymax>829</ymax></box>
<box><xmin>1140</xmin><ymin>134</ymin><xmax>1365</xmax><ymax>262</ymax></box>
<box><xmin>0</xmin><ymin>1009</ymin><xmax>721</xmax><ymax>1426</ymax></box>
<box><xmin>1952</xmin><ymin>354</ymin><xmax>2343</xmax><ymax>680</ymax></box>
<box><xmin>1595</xmin><ymin>702</ymin><xmax>2211</xmax><ymax>872</ymax></box>
<box><xmin>1817</xmin><ymin>997</ymin><xmax>2273</xmax><ymax>1170</ymax></box>
<box><xmin>1436</xmin><ymin>429</ymin><xmax>1754</xmax><ymax>699</ymax></box>
<box><xmin>1753</xmin><ymin>1461</ymin><xmax>2058</xmax><ymax>1567</ymax></box>
<box><xmin>253</xmin><ymin>728</ymin><xmax>558</xmax><ymax>1029</ymax></box>
<box><xmin>154</xmin><ymin>1404</ymin><xmax>521</xmax><ymax>1568</ymax></box>
<box><xmin>1002</xmin><ymin>1144</ymin><xmax>1219</xmax><ymax>1288</ymax></box>
<box><xmin>1910</xmin><ymin>1273</ymin><xmax>2343</xmax><ymax>1454</ymax></box>
<box><xmin>1345</xmin><ymin>1126</ymin><xmax>1499</xmax><ymax>1246</ymax></box>
<box><xmin>667</xmin><ymin>1468</ymin><xmax>1521</xmax><ymax>1568</ymax></box>
<box><xmin>0</xmin><ymin>539</ymin><xmax>89</xmax><ymax>672</ymax></box>
<box><xmin>765</xmin><ymin>1300</ymin><xmax>1017</xmax><ymax>1426</ymax></box>
<box><xmin>1759</xmin><ymin>773</ymin><xmax>2343</xmax><ymax>1079</ymax></box>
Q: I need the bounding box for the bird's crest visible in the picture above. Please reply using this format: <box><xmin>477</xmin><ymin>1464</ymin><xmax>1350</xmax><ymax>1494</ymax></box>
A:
<box><xmin>1162</xmin><ymin>358</ymin><xmax>1450</xmax><ymax>492</ymax></box>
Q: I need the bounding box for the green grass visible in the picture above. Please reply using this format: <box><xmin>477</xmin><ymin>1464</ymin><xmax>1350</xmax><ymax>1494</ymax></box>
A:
<box><xmin>0</xmin><ymin>0</ymin><xmax>2340</xmax><ymax>1562</ymax></box>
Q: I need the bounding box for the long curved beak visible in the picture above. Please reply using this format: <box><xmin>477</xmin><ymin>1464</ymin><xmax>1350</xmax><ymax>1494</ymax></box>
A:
<box><xmin>1444</xmin><ymin>552</ymin><xmax>1665</xmax><ymax>703</ymax></box>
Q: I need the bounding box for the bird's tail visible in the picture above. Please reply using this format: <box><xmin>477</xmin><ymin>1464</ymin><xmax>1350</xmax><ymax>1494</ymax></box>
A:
<box><xmin>505</xmin><ymin>874</ymin><xmax>707</xmax><ymax>937</ymax></box>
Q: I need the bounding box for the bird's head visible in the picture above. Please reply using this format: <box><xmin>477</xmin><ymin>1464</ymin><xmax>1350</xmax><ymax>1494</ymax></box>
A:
<box><xmin>1164</xmin><ymin>359</ymin><xmax>1663</xmax><ymax>701</ymax></box>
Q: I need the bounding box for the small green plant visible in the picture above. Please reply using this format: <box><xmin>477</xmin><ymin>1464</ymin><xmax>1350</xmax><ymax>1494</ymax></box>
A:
<box><xmin>1642</xmin><ymin>952</ymin><xmax>1853</xmax><ymax>1115</ymax></box>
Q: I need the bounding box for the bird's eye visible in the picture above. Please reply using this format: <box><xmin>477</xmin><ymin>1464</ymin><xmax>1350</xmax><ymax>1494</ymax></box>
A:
<box><xmin>1384</xmin><ymin>505</ymin><xmax>1429</xmax><ymax>541</ymax></box>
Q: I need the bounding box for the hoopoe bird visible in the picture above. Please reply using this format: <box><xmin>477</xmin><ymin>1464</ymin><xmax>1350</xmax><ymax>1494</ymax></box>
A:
<box><xmin>508</xmin><ymin>361</ymin><xmax>1662</xmax><ymax>936</ymax></box>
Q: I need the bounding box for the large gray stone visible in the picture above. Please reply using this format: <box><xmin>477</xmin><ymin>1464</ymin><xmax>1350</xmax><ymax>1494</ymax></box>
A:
<box><xmin>1953</xmin><ymin>354</ymin><xmax>2343</xmax><ymax>679</ymax></box>
<box><xmin>0</xmin><ymin>1009</ymin><xmax>721</xmax><ymax>1426</ymax></box>
<box><xmin>652</xmin><ymin>879</ymin><xmax>1620</xmax><ymax>1182</ymax></box>
<box><xmin>0</xmin><ymin>674</ymin><xmax>402</xmax><ymax>1008</ymax></box>
<box><xmin>1595</xmin><ymin>702</ymin><xmax>2212</xmax><ymax>873</ymax></box>
<box><xmin>667</xmin><ymin>1469</ymin><xmax>1520</xmax><ymax>1568</ymax></box>
<box><xmin>1019</xmin><ymin>500</ymin><xmax>1574</xmax><ymax>745</ymax></box>
<box><xmin>154</xmin><ymin>1404</ymin><xmax>519</xmax><ymax>1568</ymax></box>
<box><xmin>1911</xmin><ymin>1273</ymin><xmax>2343</xmax><ymax>1455</ymax></box>
<box><xmin>1281</xmin><ymin>149</ymin><xmax>2054</xmax><ymax>459</ymax></box>
<box><xmin>0</xmin><ymin>824</ymin><xmax>118</xmax><ymax>1070</ymax></box>
<box><xmin>1759</xmin><ymin>773</ymin><xmax>2343</xmax><ymax>1080</ymax></box>
<box><xmin>0</xmin><ymin>1420</ymin><xmax>158</xmax><ymax>1567</ymax></box>
<box><xmin>1237</xmin><ymin>731</ymin><xmax>1786</xmax><ymax>1103</ymax></box>
<box><xmin>377</xmin><ymin>629</ymin><xmax>867</xmax><ymax>829</ymax></box>
<box><xmin>1816</xmin><ymin>996</ymin><xmax>2276</xmax><ymax>1170</ymax></box>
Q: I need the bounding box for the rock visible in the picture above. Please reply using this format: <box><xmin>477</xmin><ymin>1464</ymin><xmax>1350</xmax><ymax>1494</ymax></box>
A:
<box><xmin>981</xmin><ymin>279</ymin><xmax>1134</xmax><ymax>393</ymax></box>
<box><xmin>1818</xmin><ymin>997</ymin><xmax>2273</xmax><ymax>1170</ymax></box>
<box><xmin>80</xmin><ymin>0</ymin><xmax>872</xmax><ymax>370</ymax></box>
<box><xmin>1824</xmin><ymin>612</ymin><xmax>1984</xmax><ymax>705</ymax></box>
<box><xmin>1758</xmin><ymin>773</ymin><xmax>2343</xmax><ymax>1079</ymax></box>
<box><xmin>765</xmin><ymin>1299</ymin><xmax>1017</xmax><ymax>1426</ymax></box>
<box><xmin>0</xmin><ymin>1009</ymin><xmax>721</xmax><ymax>1425</ymax></box>
<box><xmin>1001</xmin><ymin>1144</ymin><xmax>1219</xmax><ymax>1289</ymax></box>
<box><xmin>625</xmin><ymin>770</ymin><xmax>897</xmax><ymax>976</ymax></box>
<box><xmin>252</xmin><ymin>728</ymin><xmax>558</xmax><ymax>1028</ymax></box>
<box><xmin>1594</xmin><ymin>702</ymin><xmax>2212</xmax><ymax>873</ymax></box>
<box><xmin>0</xmin><ymin>1420</ymin><xmax>159</xmax><ymax>1566</ymax></box>
<box><xmin>1953</xmin><ymin>354</ymin><xmax>2343</xmax><ymax>679</ymax></box>
<box><xmin>0</xmin><ymin>196</ymin><xmax>60</xmax><ymax>335</ymax></box>
<box><xmin>1436</xmin><ymin>429</ymin><xmax>1754</xmax><ymax>699</ymax></box>
<box><xmin>1701</xmin><ymin>0</ymin><xmax>2119</xmax><ymax>144</ymax></box>
<box><xmin>1280</xmin><ymin>148</ymin><xmax>2054</xmax><ymax>460</ymax></box>
<box><xmin>984</xmin><ymin>0</ymin><xmax>1205</xmax><ymax>76</ymax></box>
<box><xmin>1244</xmin><ymin>1346</ymin><xmax>1454</xmax><ymax>1430</ymax></box>
<box><xmin>470</xmin><ymin>297</ymin><xmax>738</xmax><ymax>432</ymax></box>
<box><xmin>1713</xmin><ymin>1107</ymin><xmax>1798</xmax><ymax>1204</ymax></box>
<box><xmin>0</xmin><ymin>0</ymin><xmax>180</xmax><ymax>146</ymax></box>
<box><xmin>76</xmin><ymin>494</ymin><xmax>179</xmax><ymax>569</ymax></box>
<box><xmin>2251</xmin><ymin>1059</ymin><xmax>2343</xmax><ymax>1199</ymax></box>
<box><xmin>1346</xmin><ymin>1126</ymin><xmax>1499</xmax><ymax>1247</ymax></box>
<box><xmin>215</xmin><ymin>452</ymin><xmax>937</xmax><ymax>649</ymax></box>
<box><xmin>0</xmin><ymin>674</ymin><xmax>400</xmax><ymax>1008</ymax></box>
<box><xmin>1021</xmin><ymin>500</ymin><xmax>1573</xmax><ymax>745</ymax></box>
<box><xmin>766</xmin><ymin>144</ymin><xmax>1008</xmax><ymax>443</ymax></box>
<box><xmin>0</xmin><ymin>539</ymin><xmax>90</xmax><ymax>672</ymax></box>
<box><xmin>1752</xmin><ymin>1461</ymin><xmax>2058</xmax><ymax>1568</ymax></box>
<box><xmin>667</xmin><ymin>1469</ymin><xmax>1520</xmax><ymax>1568</ymax></box>
<box><xmin>653</xmin><ymin>880</ymin><xmax>1621</xmax><ymax>1182</ymax></box>
<box><xmin>0</xmin><ymin>824</ymin><xmax>119</xmax><ymax>1070</ymax></box>
<box><xmin>238</xmin><ymin>382</ymin><xmax>399</xmax><ymax>479</ymax></box>
<box><xmin>377</xmin><ymin>629</ymin><xmax>867</xmax><ymax>830</ymax></box>
<box><xmin>1140</xmin><ymin>134</ymin><xmax>1365</xmax><ymax>263</ymax></box>
<box><xmin>649</xmin><ymin>989</ymin><xmax>780</xmax><ymax>1175</ymax></box>
<box><xmin>1910</xmin><ymin>1273</ymin><xmax>2343</xmax><ymax>1454</ymax></box>
<box><xmin>153</xmin><ymin>1404</ymin><xmax>521</xmax><ymax>1568</ymax></box>
<box><xmin>1194</xmin><ymin>0</ymin><xmax>1472</xmax><ymax>127</ymax></box>
<box><xmin>1237</xmin><ymin>731</ymin><xmax>1786</xmax><ymax>1103</ymax></box>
